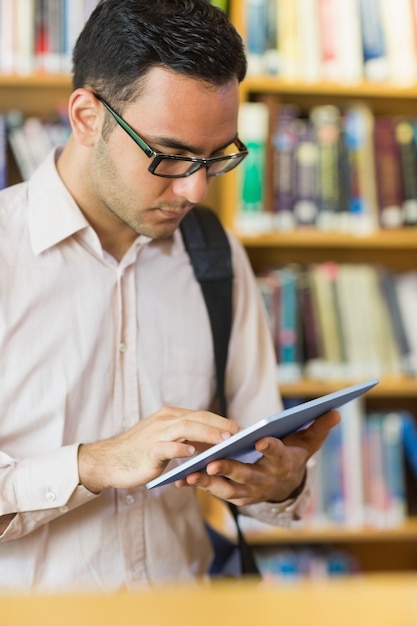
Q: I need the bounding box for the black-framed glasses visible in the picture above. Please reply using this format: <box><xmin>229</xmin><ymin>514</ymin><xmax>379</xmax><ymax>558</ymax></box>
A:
<box><xmin>94</xmin><ymin>93</ymin><xmax>248</xmax><ymax>179</ymax></box>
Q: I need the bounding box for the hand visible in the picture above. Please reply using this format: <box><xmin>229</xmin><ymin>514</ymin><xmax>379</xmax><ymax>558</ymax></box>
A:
<box><xmin>78</xmin><ymin>406</ymin><xmax>240</xmax><ymax>493</ymax></box>
<box><xmin>176</xmin><ymin>410</ymin><xmax>341</xmax><ymax>506</ymax></box>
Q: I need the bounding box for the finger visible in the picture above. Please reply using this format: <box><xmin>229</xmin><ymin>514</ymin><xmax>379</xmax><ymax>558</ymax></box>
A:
<box><xmin>160</xmin><ymin>417</ymin><xmax>236</xmax><ymax>447</ymax></box>
<box><xmin>150</xmin><ymin>440</ymin><xmax>196</xmax><ymax>466</ymax></box>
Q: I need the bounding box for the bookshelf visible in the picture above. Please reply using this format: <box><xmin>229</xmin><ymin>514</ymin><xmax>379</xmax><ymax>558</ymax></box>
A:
<box><xmin>206</xmin><ymin>0</ymin><xmax>417</xmax><ymax>576</ymax></box>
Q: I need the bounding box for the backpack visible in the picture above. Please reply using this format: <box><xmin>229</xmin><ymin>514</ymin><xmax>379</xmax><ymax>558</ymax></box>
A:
<box><xmin>180</xmin><ymin>206</ymin><xmax>261</xmax><ymax>578</ymax></box>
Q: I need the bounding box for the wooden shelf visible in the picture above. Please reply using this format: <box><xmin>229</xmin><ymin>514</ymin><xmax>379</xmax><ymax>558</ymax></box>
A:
<box><xmin>278</xmin><ymin>376</ymin><xmax>417</xmax><ymax>399</ymax></box>
<box><xmin>243</xmin><ymin>518</ymin><xmax>417</xmax><ymax>545</ymax></box>
<box><xmin>0</xmin><ymin>73</ymin><xmax>71</xmax><ymax>88</ymax></box>
<box><xmin>0</xmin><ymin>74</ymin><xmax>72</xmax><ymax>116</ymax></box>
<box><xmin>241</xmin><ymin>76</ymin><xmax>417</xmax><ymax>100</ymax></box>
<box><xmin>238</xmin><ymin>228</ymin><xmax>417</xmax><ymax>249</ymax></box>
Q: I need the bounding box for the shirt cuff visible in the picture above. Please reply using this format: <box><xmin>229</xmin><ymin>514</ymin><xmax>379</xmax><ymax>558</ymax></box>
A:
<box><xmin>14</xmin><ymin>444</ymin><xmax>81</xmax><ymax>512</ymax></box>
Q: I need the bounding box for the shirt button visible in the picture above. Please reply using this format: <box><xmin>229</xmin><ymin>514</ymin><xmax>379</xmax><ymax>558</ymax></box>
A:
<box><xmin>270</xmin><ymin>507</ymin><xmax>279</xmax><ymax>515</ymax></box>
<box><xmin>125</xmin><ymin>494</ymin><xmax>135</xmax><ymax>505</ymax></box>
<box><xmin>119</xmin><ymin>342</ymin><xmax>127</xmax><ymax>353</ymax></box>
<box><xmin>122</xmin><ymin>419</ymin><xmax>131</xmax><ymax>430</ymax></box>
<box><xmin>131</xmin><ymin>570</ymin><xmax>141</xmax><ymax>581</ymax></box>
<box><xmin>46</xmin><ymin>490</ymin><xmax>56</xmax><ymax>503</ymax></box>
<box><xmin>59</xmin><ymin>505</ymin><xmax>69</xmax><ymax>513</ymax></box>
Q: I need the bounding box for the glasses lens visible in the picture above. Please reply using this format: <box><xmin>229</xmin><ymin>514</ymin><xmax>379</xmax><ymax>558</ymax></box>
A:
<box><xmin>206</xmin><ymin>154</ymin><xmax>246</xmax><ymax>176</ymax></box>
<box><xmin>153</xmin><ymin>158</ymin><xmax>200</xmax><ymax>178</ymax></box>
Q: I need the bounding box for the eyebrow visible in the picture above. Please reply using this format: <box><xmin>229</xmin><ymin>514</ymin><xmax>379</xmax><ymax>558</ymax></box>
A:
<box><xmin>146</xmin><ymin>133</ymin><xmax>239</xmax><ymax>157</ymax></box>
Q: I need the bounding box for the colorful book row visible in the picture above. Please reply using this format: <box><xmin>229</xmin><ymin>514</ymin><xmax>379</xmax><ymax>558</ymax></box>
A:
<box><xmin>237</xmin><ymin>100</ymin><xmax>417</xmax><ymax>233</ymax></box>
<box><xmin>257</xmin><ymin>263</ymin><xmax>417</xmax><ymax>382</ymax></box>
<box><xmin>243</xmin><ymin>0</ymin><xmax>417</xmax><ymax>86</ymax></box>
<box><xmin>0</xmin><ymin>0</ymin><xmax>99</xmax><ymax>75</ymax></box>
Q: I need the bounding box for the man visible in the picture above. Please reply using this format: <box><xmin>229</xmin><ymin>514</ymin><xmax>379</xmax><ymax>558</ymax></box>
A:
<box><xmin>0</xmin><ymin>0</ymin><xmax>339</xmax><ymax>591</ymax></box>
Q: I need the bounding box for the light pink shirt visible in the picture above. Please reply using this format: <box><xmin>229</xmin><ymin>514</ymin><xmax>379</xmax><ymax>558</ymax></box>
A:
<box><xmin>0</xmin><ymin>150</ymin><xmax>312</xmax><ymax>592</ymax></box>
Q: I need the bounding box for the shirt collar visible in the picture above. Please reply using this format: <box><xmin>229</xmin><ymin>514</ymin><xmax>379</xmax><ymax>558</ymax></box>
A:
<box><xmin>28</xmin><ymin>148</ymin><xmax>91</xmax><ymax>255</ymax></box>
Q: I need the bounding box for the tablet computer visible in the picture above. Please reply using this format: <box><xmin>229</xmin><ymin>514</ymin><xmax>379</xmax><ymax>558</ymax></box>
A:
<box><xmin>146</xmin><ymin>377</ymin><xmax>379</xmax><ymax>489</ymax></box>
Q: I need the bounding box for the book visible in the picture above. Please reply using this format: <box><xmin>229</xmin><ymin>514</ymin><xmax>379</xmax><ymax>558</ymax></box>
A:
<box><xmin>310</xmin><ymin>104</ymin><xmax>342</xmax><ymax>230</ymax></box>
<box><xmin>275</xmin><ymin>266</ymin><xmax>303</xmax><ymax>382</ymax></box>
<box><xmin>363</xmin><ymin>413</ymin><xmax>389</xmax><ymax>527</ymax></box>
<box><xmin>401</xmin><ymin>410</ymin><xmax>417</xmax><ymax>482</ymax></box>
<box><xmin>379</xmin><ymin>0</ymin><xmax>417</xmax><ymax>85</ymax></box>
<box><xmin>333</xmin><ymin>0</ymin><xmax>363</xmax><ymax>83</ymax></box>
<box><xmin>395</xmin><ymin>117</ymin><xmax>417</xmax><ymax>227</ymax></box>
<box><xmin>276</xmin><ymin>0</ymin><xmax>300</xmax><ymax>79</ymax></box>
<box><xmin>381</xmin><ymin>412</ymin><xmax>407</xmax><ymax>526</ymax></box>
<box><xmin>309</xmin><ymin>262</ymin><xmax>346</xmax><ymax>379</ymax></box>
<box><xmin>339</xmin><ymin>398</ymin><xmax>366</xmax><ymax>527</ymax></box>
<box><xmin>270</xmin><ymin>104</ymin><xmax>301</xmax><ymax>231</ymax></box>
<box><xmin>292</xmin><ymin>121</ymin><xmax>320</xmax><ymax>227</ymax></box>
<box><xmin>394</xmin><ymin>271</ymin><xmax>417</xmax><ymax>373</ymax></box>
<box><xmin>244</xmin><ymin>0</ymin><xmax>269</xmax><ymax>76</ymax></box>
<box><xmin>15</xmin><ymin>0</ymin><xmax>36</xmax><ymax>74</ymax></box>
<box><xmin>379</xmin><ymin>268</ymin><xmax>416</xmax><ymax>375</ymax></box>
<box><xmin>146</xmin><ymin>379</ymin><xmax>379</xmax><ymax>489</ymax></box>
<box><xmin>358</xmin><ymin>0</ymin><xmax>389</xmax><ymax>82</ymax></box>
<box><xmin>237</xmin><ymin>101</ymin><xmax>270</xmax><ymax>233</ymax></box>
<box><xmin>343</xmin><ymin>104</ymin><xmax>378</xmax><ymax>233</ymax></box>
<box><xmin>317</xmin><ymin>419</ymin><xmax>345</xmax><ymax>524</ymax></box>
<box><xmin>296</xmin><ymin>0</ymin><xmax>321</xmax><ymax>82</ymax></box>
<box><xmin>316</xmin><ymin>0</ymin><xmax>340</xmax><ymax>81</ymax></box>
<box><xmin>373</xmin><ymin>116</ymin><xmax>404</xmax><ymax>228</ymax></box>
<box><xmin>296</xmin><ymin>269</ymin><xmax>326</xmax><ymax>380</ymax></box>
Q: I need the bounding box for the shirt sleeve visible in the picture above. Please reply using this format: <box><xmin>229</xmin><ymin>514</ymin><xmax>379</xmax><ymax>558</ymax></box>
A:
<box><xmin>0</xmin><ymin>444</ymin><xmax>98</xmax><ymax>541</ymax></box>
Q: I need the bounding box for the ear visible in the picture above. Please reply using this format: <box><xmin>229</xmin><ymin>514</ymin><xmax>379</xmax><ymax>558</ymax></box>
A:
<box><xmin>68</xmin><ymin>88</ymin><xmax>103</xmax><ymax>147</ymax></box>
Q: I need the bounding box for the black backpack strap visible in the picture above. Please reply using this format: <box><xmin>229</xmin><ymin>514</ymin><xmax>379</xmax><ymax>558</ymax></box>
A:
<box><xmin>180</xmin><ymin>206</ymin><xmax>233</xmax><ymax>416</ymax></box>
<box><xmin>180</xmin><ymin>206</ymin><xmax>261</xmax><ymax>579</ymax></box>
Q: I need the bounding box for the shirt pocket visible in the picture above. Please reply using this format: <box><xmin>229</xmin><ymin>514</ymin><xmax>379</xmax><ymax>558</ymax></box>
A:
<box><xmin>162</xmin><ymin>347</ymin><xmax>215</xmax><ymax>409</ymax></box>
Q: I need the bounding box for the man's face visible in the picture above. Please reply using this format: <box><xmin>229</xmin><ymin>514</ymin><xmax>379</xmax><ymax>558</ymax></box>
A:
<box><xmin>89</xmin><ymin>66</ymin><xmax>241</xmax><ymax>240</ymax></box>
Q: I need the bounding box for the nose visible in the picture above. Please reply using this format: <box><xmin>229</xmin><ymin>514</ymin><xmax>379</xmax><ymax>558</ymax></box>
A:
<box><xmin>171</xmin><ymin>167</ymin><xmax>210</xmax><ymax>204</ymax></box>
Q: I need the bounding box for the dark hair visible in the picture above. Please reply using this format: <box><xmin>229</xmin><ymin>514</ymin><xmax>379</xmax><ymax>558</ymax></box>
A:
<box><xmin>72</xmin><ymin>0</ymin><xmax>247</xmax><ymax>107</ymax></box>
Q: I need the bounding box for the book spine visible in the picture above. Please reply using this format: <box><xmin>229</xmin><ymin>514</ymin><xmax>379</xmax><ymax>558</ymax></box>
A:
<box><xmin>316</xmin><ymin>0</ymin><xmax>340</xmax><ymax>81</ymax></box>
<box><xmin>343</xmin><ymin>105</ymin><xmax>378</xmax><ymax>232</ymax></box>
<box><xmin>381</xmin><ymin>412</ymin><xmax>407</xmax><ymax>526</ymax></box>
<box><xmin>292</xmin><ymin>121</ymin><xmax>320</xmax><ymax>227</ymax></box>
<box><xmin>395</xmin><ymin>117</ymin><xmax>417</xmax><ymax>226</ymax></box>
<box><xmin>243</xmin><ymin>0</ymin><xmax>268</xmax><ymax>76</ymax></box>
<box><xmin>310</xmin><ymin>104</ymin><xmax>342</xmax><ymax>230</ymax></box>
<box><xmin>295</xmin><ymin>0</ymin><xmax>321</xmax><ymax>82</ymax></box>
<box><xmin>373</xmin><ymin>116</ymin><xmax>404</xmax><ymax>228</ymax></box>
<box><xmin>276</xmin><ymin>266</ymin><xmax>302</xmax><ymax>382</ymax></box>
<box><xmin>14</xmin><ymin>0</ymin><xmax>36</xmax><ymax>74</ymax></box>
<box><xmin>270</xmin><ymin>104</ymin><xmax>301</xmax><ymax>231</ymax></box>
<box><xmin>237</xmin><ymin>101</ymin><xmax>270</xmax><ymax>233</ymax></box>
<box><xmin>276</xmin><ymin>0</ymin><xmax>300</xmax><ymax>79</ymax></box>
<box><xmin>340</xmin><ymin>398</ymin><xmax>366</xmax><ymax>527</ymax></box>
<box><xmin>358</xmin><ymin>0</ymin><xmax>389</xmax><ymax>82</ymax></box>
<box><xmin>333</xmin><ymin>0</ymin><xmax>363</xmax><ymax>83</ymax></box>
<box><xmin>379</xmin><ymin>0</ymin><xmax>417</xmax><ymax>85</ymax></box>
<box><xmin>379</xmin><ymin>269</ymin><xmax>416</xmax><ymax>375</ymax></box>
